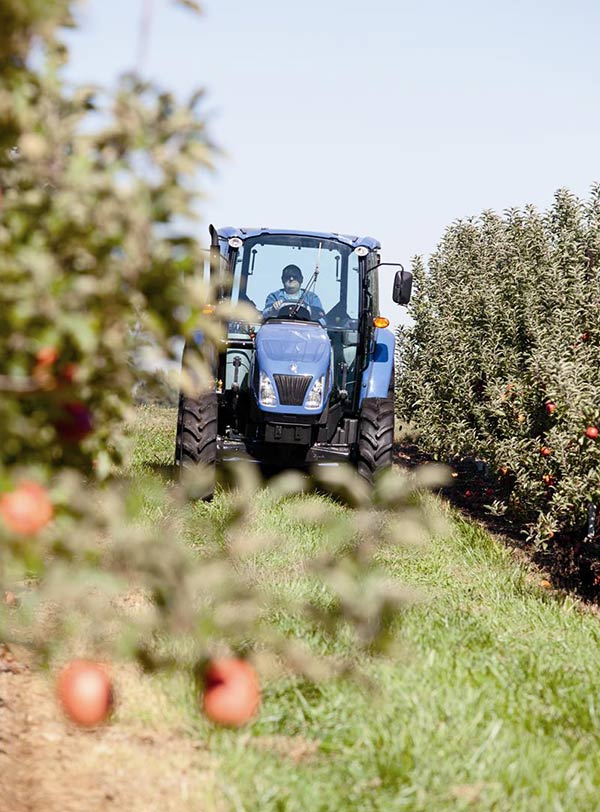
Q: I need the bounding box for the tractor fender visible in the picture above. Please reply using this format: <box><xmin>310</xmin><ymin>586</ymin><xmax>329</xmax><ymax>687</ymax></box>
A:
<box><xmin>359</xmin><ymin>327</ymin><xmax>395</xmax><ymax>406</ymax></box>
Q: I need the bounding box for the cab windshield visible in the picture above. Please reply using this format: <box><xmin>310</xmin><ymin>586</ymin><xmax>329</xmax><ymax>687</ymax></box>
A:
<box><xmin>229</xmin><ymin>235</ymin><xmax>360</xmax><ymax>329</ymax></box>
<box><xmin>225</xmin><ymin>234</ymin><xmax>364</xmax><ymax>400</ymax></box>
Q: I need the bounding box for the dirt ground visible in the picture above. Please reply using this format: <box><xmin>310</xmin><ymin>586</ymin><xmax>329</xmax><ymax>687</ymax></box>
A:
<box><xmin>0</xmin><ymin>645</ymin><xmax>220</xmax><ymax>812</ymax></box>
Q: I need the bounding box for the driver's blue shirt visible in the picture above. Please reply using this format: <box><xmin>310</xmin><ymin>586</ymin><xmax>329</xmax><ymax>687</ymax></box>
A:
<box><xmin>263</xmin><ymin>288</ymin><xmax>326</xmax><ymax>325</ymax></box>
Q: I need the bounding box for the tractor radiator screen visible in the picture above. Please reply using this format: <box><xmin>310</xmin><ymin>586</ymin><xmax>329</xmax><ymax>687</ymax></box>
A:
<box><xmin>273</xmin><ymin>374</ymin><xmax>312</xmax><ymax>406</ymax></box>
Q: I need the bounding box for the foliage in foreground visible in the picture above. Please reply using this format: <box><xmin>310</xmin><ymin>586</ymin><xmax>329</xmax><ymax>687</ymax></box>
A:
<box><xmin>397</xmin><ymin>188</ymin><xmax>600</xmax><ymax>544</ymax></box>
<box><xmin>95</xmin><ymin>422</ymin><xmax>600</xmax><ymax>812</ymax></box>
<box><xmin>0</xmin><ymin>1</ymin><xmax>443</xmax><ymax>688</ymax></box>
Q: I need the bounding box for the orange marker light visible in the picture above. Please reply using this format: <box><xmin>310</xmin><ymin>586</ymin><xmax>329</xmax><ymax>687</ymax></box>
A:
<box><xmin>202</xmin><ymin>304</ymin><xmax>216</xmax><ymax>315</ymax></box>
<box><xmin>373</xmin><ymin>316</ymin><xmax>390</xmax><ymax>329</ymax></box>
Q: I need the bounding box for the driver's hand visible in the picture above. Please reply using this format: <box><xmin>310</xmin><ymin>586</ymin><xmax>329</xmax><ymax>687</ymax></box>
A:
<box><xmin>272</xmin><ymin>300</ymin><xmax>282</xmax><ymax>311</ymax></box>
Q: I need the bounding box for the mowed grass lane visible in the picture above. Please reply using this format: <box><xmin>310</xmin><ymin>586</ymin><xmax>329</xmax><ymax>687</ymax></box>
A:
<box><xmin>128</xmin><ymin>406</ymin><xmax>600</xmax><ymax>812</ymax></box>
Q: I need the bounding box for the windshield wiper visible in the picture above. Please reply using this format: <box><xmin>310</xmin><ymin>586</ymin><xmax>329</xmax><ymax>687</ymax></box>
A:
<box><xmin>291</xmin><ymin>242</ymin><xmax>321</xmax><ymax>318</ymax></box>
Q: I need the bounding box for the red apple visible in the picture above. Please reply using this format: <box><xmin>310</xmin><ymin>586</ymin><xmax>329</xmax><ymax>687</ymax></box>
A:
<box><xmin>35</xmin><ymin>346</ymin><xmax>59</xmax><ymax>368</ymax></box>
<box><xmin>32</xmin><ymin>347</ymin><xmax>60</xmax><ymax>390</ymax></box>
<box><xmin>545</xmin><ymin>402</ymin><xmax>557</xmax><ymax>415</ymax></box>
<box><xmin>202</xmin><ymin>658</ymin><xmax>260</xmax><ymax>727</ymax></box>
<box><xmin>540</xmin><ymin>446</ymin><xmax>552</xmax><ymax>457</ymax></box>
<box><xmin>585</xmin><ymin>426</ymin><xmax>599</xmax><ymax>440</ymax></box>
<box><xmin>0</xmin><ymin>481</ymin><xmax>54</xmax><ymax>535</ymax></box>
<box><xmin>59</xmin><ymin>363</ymin><xmax>78</xmax><ymax>385</ymax></box>
<box><xmin>55</xmin><ymin>401</ymin><xmax>94</xmax><ymax>442</ymax></box>
<box><xmin>57</xmin><ymin>660</ymin><xmax>113</xmax><ymax>726</ymax></box>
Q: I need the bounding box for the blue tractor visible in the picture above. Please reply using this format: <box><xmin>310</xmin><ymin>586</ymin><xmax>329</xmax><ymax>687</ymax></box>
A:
<box><xmin>175</xmin><ymin>226</ymin><xmax>412</xmax><ymax>493</ymax></box>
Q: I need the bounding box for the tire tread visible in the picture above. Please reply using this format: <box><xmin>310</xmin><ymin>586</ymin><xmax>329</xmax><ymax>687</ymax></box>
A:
<box><xmin>357</xmin><ymin>397</ymin><xmax>394</xmax><ymax>483</ymax></box>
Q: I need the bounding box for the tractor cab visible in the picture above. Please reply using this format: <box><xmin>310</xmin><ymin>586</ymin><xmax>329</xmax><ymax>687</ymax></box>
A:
<box><xmin>176</xmin><ymin>225</ymin><xmax>412</xmax><ymax>492</ymax></box>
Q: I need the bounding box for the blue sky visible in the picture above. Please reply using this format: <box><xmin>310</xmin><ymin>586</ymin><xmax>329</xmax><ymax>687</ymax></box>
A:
<box><xmin>66</xmin><ymin>0</ymin><xmax>600</xmax><ymax>323</ymax></box>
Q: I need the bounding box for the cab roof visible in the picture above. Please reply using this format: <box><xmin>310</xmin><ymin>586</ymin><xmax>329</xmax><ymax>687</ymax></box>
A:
<box><xmin>215</xmin><ymin>226</ymin><xmax>381</xmax><ymax>252</ymax></box>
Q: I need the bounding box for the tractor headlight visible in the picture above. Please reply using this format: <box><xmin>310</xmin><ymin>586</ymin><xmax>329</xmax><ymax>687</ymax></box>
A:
<box><xmin>305</xmin><ymin>376</ymin><xmax>325</xmax><ymax>410</ymax></box>
<box><xmin>259</xmin><ymin>371</ymin><xmax>277</xmax><ymax>407</ymax></box>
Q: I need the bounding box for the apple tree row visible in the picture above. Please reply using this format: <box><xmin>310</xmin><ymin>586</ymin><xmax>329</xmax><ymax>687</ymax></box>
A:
<box><xmin>396</xmin><ymin>188</ymin><xmax>600</xmax><ymax>546</ymax></box>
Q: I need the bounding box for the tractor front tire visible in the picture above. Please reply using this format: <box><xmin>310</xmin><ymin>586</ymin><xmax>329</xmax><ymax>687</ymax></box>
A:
<box><xmin>357</xmin><ymin>397</ymin><xmax>394</xmax><ymax>483</ymax></box>
<box><xmin>175</xmin><ymin>392</ymin><xmax>218</xmax><ymax>499</ymax></box>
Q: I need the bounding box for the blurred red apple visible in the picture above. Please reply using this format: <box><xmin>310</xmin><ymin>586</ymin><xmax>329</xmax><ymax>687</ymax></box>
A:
<box><xmin>57</xmin><ymin>660</ymin><xmax>113</xmax><ymax>726</ymax></box>
<box><xmin>0</xmin><ymin>481</ymin><xmax>54</xmax><ymax>535</ymax></box>
<box><xmin>55</xmin><ymin>401</ymin><xmax>93</xmax><ymax>442</ymax></box>
<box><xmin>35</xmin><ymin>346</ymin><xmax>59</xmax><ymax>367</ymax></box>
<box><xmin>59</xmin><ymin>363</ymin><xmax>78</xmax><ymax>385</ymax></box>
<box><xmin>32</xmin><ymin>347</ymin><xmax>60</xmax><ymax>390</ymax></box>
<box><xmin>202</xmin><ymin>658</ymin><xmax>260</xmax><ymax>727</ymax></box>
<box><xmin>540</xmin><ymin>446</ymin><xmax>552</xmax><ymax>457</ymax></box>
<box><xmin>585</xmin><ymin>426</ymin><xmax>599</xmax><ymax>439</ymax></box>
<box><xmin>545</xmin><ymin>402</ymin><xmax>557</xmax><ymax>415</ymax></box>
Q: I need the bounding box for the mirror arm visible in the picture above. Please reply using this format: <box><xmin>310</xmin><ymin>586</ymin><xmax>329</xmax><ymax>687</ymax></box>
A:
<box><xmin>366</xmin><ymin>261</ymin><xmax>405</xmax><ymax>275</ymax></box>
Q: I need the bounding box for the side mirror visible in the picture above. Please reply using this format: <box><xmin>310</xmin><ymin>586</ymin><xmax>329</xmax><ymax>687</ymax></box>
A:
<box><xmin>393</xmin><ymin>269</ymin><xmax>413</xmax><ymax>305</ymax></box>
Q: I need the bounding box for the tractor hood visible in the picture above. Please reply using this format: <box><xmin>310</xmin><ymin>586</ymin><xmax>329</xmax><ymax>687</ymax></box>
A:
<box><xmin>253</xmin><ymin>321</ymin><xmax>333</xmax><ymax>415</ymax></box>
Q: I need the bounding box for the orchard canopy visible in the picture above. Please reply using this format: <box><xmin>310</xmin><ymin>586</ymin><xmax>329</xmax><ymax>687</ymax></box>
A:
<box><xmin>397</xmin><ymin>189</ymin><xmax>600</xmax><ymax>544</ymax></box>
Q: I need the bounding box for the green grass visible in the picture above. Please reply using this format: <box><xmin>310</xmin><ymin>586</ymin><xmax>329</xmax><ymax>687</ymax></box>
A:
<box><xmin>127</xmin><ymin>404</ymin><xmax>178</xmax><ymax>469</ymax></box>
<box><xmin>129</xmin><ymin>406</ymin><xmax>600</xmax><ymax>812</ymax></box>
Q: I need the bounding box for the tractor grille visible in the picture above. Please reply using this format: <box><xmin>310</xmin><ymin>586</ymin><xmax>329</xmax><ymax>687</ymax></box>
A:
<box><xmin>273</xmin><ymin>374</ymin><xmax>312</xmax><ymax>406</ymax></box>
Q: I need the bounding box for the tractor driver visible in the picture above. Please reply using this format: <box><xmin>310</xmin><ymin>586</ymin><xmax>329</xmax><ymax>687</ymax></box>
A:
<box><xmin>263</xmin><ymin>264</ymin><xmax>326</xmax><ymax>324</ymax></box>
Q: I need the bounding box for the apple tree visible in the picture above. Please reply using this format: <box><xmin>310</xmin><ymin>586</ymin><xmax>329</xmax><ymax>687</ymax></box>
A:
<box><xmin>397</xmin><ymin>189</ymin><xmax>600</xmax><ymax>550</ymax></box>
<box><xmin>0</xmin><ymin>0</ymin><xmax>442</xmax><ymax>717</ymax></box>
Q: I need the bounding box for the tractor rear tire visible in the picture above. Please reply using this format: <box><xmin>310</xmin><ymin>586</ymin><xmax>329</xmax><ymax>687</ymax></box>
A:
<box><xmin>175</xmin><ymin>392</ymin><xmax>218</xmax><ymax>499</ymax></box>
<box><xmin>357</xmin><ymin>397</ymin><xmax>394</xmax><ymax>484</ymax></box>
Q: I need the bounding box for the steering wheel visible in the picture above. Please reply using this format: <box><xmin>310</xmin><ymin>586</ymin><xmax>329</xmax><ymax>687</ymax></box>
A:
<box><xmin>270</xmin><ymin>302</ymin><xmax>313</xmax><ymax>321</ymax></box>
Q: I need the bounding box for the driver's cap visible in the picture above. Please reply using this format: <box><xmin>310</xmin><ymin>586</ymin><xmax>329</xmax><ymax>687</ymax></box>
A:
<box><xmin>281</xmin><ymin>264</ymin><xmax>303</xmax><ymax>283</ymax></box>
